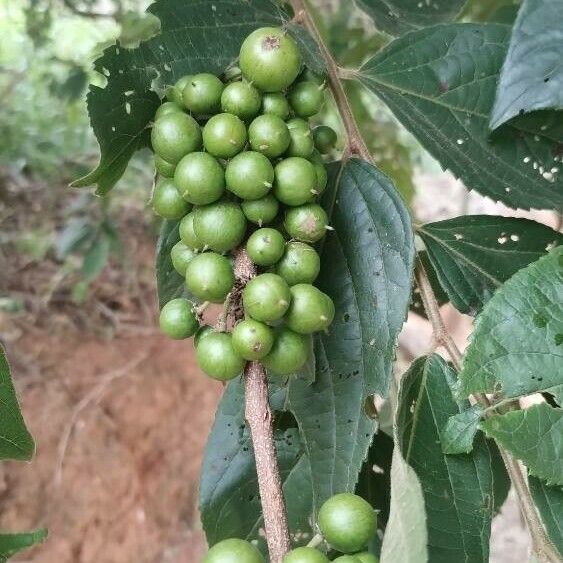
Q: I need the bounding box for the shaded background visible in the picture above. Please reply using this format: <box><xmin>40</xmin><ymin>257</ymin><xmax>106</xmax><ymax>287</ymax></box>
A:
<box><xmin>0</xmin><ymin>0</ymin><xmax>555</xmax><ymax>561</ymax></box>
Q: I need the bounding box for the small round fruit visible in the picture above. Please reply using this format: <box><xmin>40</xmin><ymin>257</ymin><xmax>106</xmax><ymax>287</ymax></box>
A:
<box><xmin>355</xmin><ymin>553</ymin><xmax>379</xmax><ymax>563</ymax></box>
<box><xmin>151</xmin><ymin>112</ymin><xmax>202</xmax><ymax>164</ymax></box>
<box><xmin>196</xmin><ymin>332</ymin><xmax>244</xmax><ymax>381</ymax></box>
<box><xmin>310</xmin><ymin>151</ymin><xmax>328</xmax><ymax>196</ymax></box>
<box><xmin>232</xmin><ymin>319</ymin><xmax>274</xmax><ymax>360</ymax></box>
<box><xmin>193</xmin><ymin>202</ymin><xmax>247</xmax><ymax>252</ymax></box>
<box><xmin>185</xmin><ymin>252</ymin><xmax>234</xmax><ymax>303</ymax></box>
<box><xmin>166</xmin><ymin>75</ymin><xmax>192</xmax><ymax>105</ymax></box>
<box><xmin>194</xmin><ymin>324</ymin><xmax>214</xmax><ymax>347</ymax></box>
<box><xmin>154</xmin><ymin>154</ymin><xmax>176</xmax><ymax>178</ymax></box>
<box><xmin>155</xmin><ymin>101</ymin><xmax>183</xmax><ymax>120</ymax></box>
<box><xmin>203</xmin><ymin>113</ymin><xmax>247</xmax><ymax>158</ymax></box>
<box><xmin>332</xmin><ymin>557</ymin><xmax>362</xmax><ymax>563</ymax></box>
<box><xmin>318</xmin><ymin>493</ymin><xmax>377</xmax><ymax>554</ymax></box>
<box><xmin>241</xmin><ymin>195</ymin><xmax>279</xmax><ymax>225</ymax></box>
<box><xmin>282</xmin><ymin>547</ymin><xmax>329</xmax><ymax>563</ymax></box>
<box><xmin>174</xmin><ymin>152</ymin><xmax>225</xmax><ymax>205</ymax></box>
<box><xmin>182</xmin><ymin>73</ymin><xmax>224</xmax><ymax>114</ymax></box>
<box><xmin>152</xmin><ymin>178</ymin><xmax>190</xmax><ymax>219</ymax></box>
<box><xmin>203</xmin><ymin>538</ymin><xmax>264</xmax><ymax>563</ymax></box>
<box><xmin>286</xmin><ymin>120</ymin><xmax>314</xmax><ymax>158</ymax></box>
<box><xmin>225</xmin><ymin>151</ymin><xmax>274</xmax><ymax>200</ymax></box>
<box><xmin>159</xmin><ymin>298</ymin><xmax>198</xmax><ymax>339</ymax></box>
<box><xmin>246</xmin><ymin>228</ymin><xmax>285</xmax><ymax>266</ymax></box>
<box><xmin>179</xmin><ymin>212</ymin><xmax>202</xmax><ymax>250</ymax></box>
<box><xmin>248</xmin><ymin>114</ymin><xmax>290</xmax><ymax>158</ymax></box>
<box><xmin>239</xmin><ymin>27</ymin><xmax>301</xmax><ymax>92</ymax></box>
<box><xmin>221</xmin><ymin>81</ymin><xmax>262</xmax><ymax>120</ymax></box>
<box><xmin>274</xmin><ymin>157</ymin><xmax>317</xmax><ymax>206</ymax></box>
<box><xmin>170</xmin><ymin>241</ymin><xmax>197</xmax><ymax>276</ymax></box>
<box><xmin>285</xmin><ymin>204</ymin><xmax>329</xmax><ymax>243</ymax></box>
<box><xmin>313</xmin><ymin>125</ymin><xmax>337</xmax><ymax>153</ymax></box>
<box><xmin>262</xmin><ymin>328</ymin><xmax>309</xmax><ymax>375</ymax></box>
<box><xmin>285</xmin><ymin>284</ymin><xmax>334</xmax><ymax>334</ymax></box>
<box><xmin>243</xmin><ymin>273</ymin><xmax>291</xmax><ymax>322</ymax></box>
<box><xmin>262</xmin><ymin>92</ymin><xmax>290</xmax><ymax>119</ymax></box>
<box><xmin>275</xmin><ymin>241</ymin><xmax>320</xmax><ymax>285</ymax></box>
<box><xmin>289</xmin><ymin>81</ymin><xmax>324</xmax><ymax>118</ymax></box>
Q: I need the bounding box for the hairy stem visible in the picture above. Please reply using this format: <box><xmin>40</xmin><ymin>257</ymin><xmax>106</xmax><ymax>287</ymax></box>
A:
<box><xmin>234</xmin><ymin>249</ymin><xmax>291</xmax><ymax>561</ymax></box>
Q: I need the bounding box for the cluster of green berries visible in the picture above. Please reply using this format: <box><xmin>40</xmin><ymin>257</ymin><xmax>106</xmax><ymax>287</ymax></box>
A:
<box><xmin>152</xmin><ymin>27</ymin><xmax>338</xmax><ymax>381</ymax></box>
<box><xmin>204</xmin><ymin>493</ymin><xmax>378</xmax><ymax>562</ymax></box>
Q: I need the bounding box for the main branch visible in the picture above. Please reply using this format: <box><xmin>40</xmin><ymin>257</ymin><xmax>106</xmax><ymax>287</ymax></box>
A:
<box><xmin>234</xmin><ymin>249</ymin><xmax>291</xmax><ymax>562</ymax></box>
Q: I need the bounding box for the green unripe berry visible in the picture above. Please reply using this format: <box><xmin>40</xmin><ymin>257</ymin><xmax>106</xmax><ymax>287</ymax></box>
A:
<box><xmin>193</xmin><ymin>201</ymin><xmax>247</xmax><ymax>252</ymax></box>
<box><xmin>299</xmin><ymin>67</ymin><xmax>325</xmax><ymax>86</ymax></box>
<box><xmin>154</xmin><ymin>154</ymin><xmax>176</xmax><ymax>178</ymax></box>
<box><xmin>225</xmin><ymin>151</ymin><xmax>274</xmax><ymax>200</ymax></box>
<box><xmin>274</xmin><ymin>157</ymin><xmax>317</xmax><ymax>206</ymax></box>
<box><xmin>151</xmin><ymin>112</ymin><xmax>202</xmax><ymax>164</ymax></box>
<box><xmin>275</xmin><ymin>241</ymin><xmax>320</xmax><ymax>285</ymax></box>
<box><xmin>239</xmin><ymin>27</ymin><xmax>301</xmax><ymax>92</ymax></box>
<box><xmin>241</xmin><ymin>195</ymin><xmax>279</xmax><ymax>226</ymax></box>
<box><xmin>262</xmin><ymin>328</ymin><xmax>310</xmax><ymax>375</ymax></box>
<box><xmin>221</xmin><ymin>81</ymin><xmax>262</xmax><ymax>120</ymax></box>
<box><xmin>152</xmin><ymin>178</ymin><xmax>190</xmax><ymax>219</ymax></box>
<box><xmin>286</xmin><ymin>119</ymin><xmax>314</xmax><ymax>158</ymax></box>
<box><xmin>310</xmin><ymin>151</ymin><xmax>328</xmax><ymax>196</ymax></box>
<box><xmin>203</xmin><ymin>538</ymin><xmax>264</xmax><ymax>563</ymax></box>
<box><xmin>332</xmin><ymin>557</ymin><xmax>362</xmax><ymax>563</ymax></box>
<box><xmin>355</xmin><ymin>553</ymin><xmax>379</xmax><ymax>563</ymax></box>
<box><xmin>174</xmin><ymin>152</ymin><xmax>225</xmax><ymax>205</ymax></box>
<box><xmin>286</xmin><ymin>117</ymin><xmax>309</xmax><ymax>131</ymax></box>
<box><xmin>243</xmin><ymin>273</ymin><xmax>291</xmax><ymax>322</ymax></box>
<box><xmin>282</xmin><ymin>547</ymin><xmax>330</xmax><ymax>563</ymax></box>
<box><xmin>248</xmin><ymin>114</ymin><xmax>290</xmax><ymax>158</ymax></box>
<box><xmin>313</xmin><ymin>125</ymin><xmax>337</xmax><ymax>153</ymax></box>
<box><xmin>318</xmin><ymin>493</ymin><xmax>377</xmax><ymax>554</ymax></box>
<box><xmin>285</xmin><ymin>204</ymin><xmax>329</xmax><ymax>243</ymax></box>
<box><xmin>155</xmin><ymin>101</ymin><xmax>183</xmax><ymax>120</ymax></box>
<box><xmin>185</xmin><ymin>252</ymin><xmax>234</xmax><ymax>303</ymax></box>
<box><xmin>289</xmin><ymin>81</ymin><xmax>324</xmax><ymax>118</ymax></box>
<box><xmin>182</xmin><ymin>73</ymin><xmax>224</xmax><ymax>114</ymax></box>
<box><xmin>194</xmin><ymin>324</ymin><xmax>214</xmax><ymax>347</ymax></box>
<box><xmin>179</xmin><ymin>211</ymin><xmax>202</xmax><ymax>250</ymax></box>
<box><xmin>262</xmin><ymin>92</ymin><xmax>290</xmax><ymax>120</ymax></box>
<box><xmin>159</xmin><ymin>298</ymin><xmax>198</xmax><ymax>339</ymax></box>
<box><xmin>170</xmin><ymin>241</ymin><xmax>197</xmax><ymax>276</ymax></box>
<box><xmin>246</xmin><ymin>228</ymin><xmax>285</xmax><ymax>266</ymax></box>
<box><xmin>166</xmin><ymin>75</ymin><xmax>192</xmax><ymax>105</ymax></box>
<box><xmin>203</xmin><ymin>113</ymin><xmax>247</xmax><ymax>158</ymax></box>
<box><xmin>285</xmin><ymin>284</ymin><xmax>334</xmax><ymax>334</ymax></box>
<box><xmin>232</xmin><ymin>319</ymin><xmax>274</xmax><ymax>360</ymax></box>
<box><xmin>196</xmin><ymin>332</ymin><xmax>245</xmax><ymax>382</ymax></box>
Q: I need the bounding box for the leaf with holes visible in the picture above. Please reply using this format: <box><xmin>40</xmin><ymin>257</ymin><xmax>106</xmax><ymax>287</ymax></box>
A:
<box><xmin>0</xmin><ymin>529</ymin><xmax>47</xmax><ymax>563</ymax></box>
<box><xmin>440</xmin><ymin>404</ymin><xmax>485</xmax><ymax>455</ymax></box>
<box><xmin>418</xmin><ymin>215</ymin><xmax>562</xmax><ymax>315</ymax></box>
<box><xmin>287</xmin><ymin>158</ymin><xmax>414</xmax><ymax>513</ymax></box>
<box><xmin>459</xmin><ymin>247</ymin><xmax>563</xmax><ymax>402</ymax></box>
<box><xmin>482</xmin><ymin>404</ymin><xmax>563</xmax><ymax>486</ymax></box>
<box><xmin>490</xmin><ymin>0</ymin><xmax>563</xmax><ymax>129</ymax></box>
<box><xmin>355</xmin><ymin>0</ymin><xmax>465</xmax><ymax>36</ymax></box>
<box><xmin>73</xmin><ymin>0</ymin><xmax>323</xmax><ymax>195</ymax></box>
<box><xmin>529</xmin><ymin>475</ymin><xmax>563</xmax><ymax>556</ymax></box>
<box><xmin>359</xmin><ymin>24</ymin><xmax>563</xmax><ymax>211</ymax></box>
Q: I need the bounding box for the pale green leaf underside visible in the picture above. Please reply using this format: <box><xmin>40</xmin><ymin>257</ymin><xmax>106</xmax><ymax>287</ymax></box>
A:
<box><xmin>0</xmin><ymin>529</ymin><xmax>47</xmax><ymax>563</ymax></box>
<box><xmin>359</xmin><ymin>24</ymin><xmax>563</xmax><ymax>211</ymax></box>
<box><xmin>459</xmin><ymin>247</ymin><xmax>563</xmax><ymax>401</ymax></box>
<box><xmin>441</xmin><ymin>404</ymin><xmax>484</xmax><ymax>455</ymax></box>
<box><xmin>529</xmin><ymin>475</ymin><xmax>563</xmax><ymax>556</ymax></box>
<box><xmin>482</xmin><ymin>404</ymin><xmax>563</xmax><ymax>486</ymax></box>
<box><xmin>490</xmin><ymin>0</ymin><xmax>563</xmax><ymax>129</ymax></box>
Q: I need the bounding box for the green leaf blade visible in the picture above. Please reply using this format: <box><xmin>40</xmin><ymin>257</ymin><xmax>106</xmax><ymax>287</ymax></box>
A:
<box><xmin>155</xmin><ymin>219</ymin><xmax>186</xmax><ymax>308</ymax></box>
<box><xmin>0</xmin><ymin>529</ymin><xmax>47</xmax><ymax>563</ymax></box>
<box><xmin>440</xmin><ymin>405</ymin><xmax>484</xmax><ymax>455</ymax></box>
<box><xmin>529</xmin><ymin>475</ymin><xmax>563</xmax><ymax>556</ymax></box>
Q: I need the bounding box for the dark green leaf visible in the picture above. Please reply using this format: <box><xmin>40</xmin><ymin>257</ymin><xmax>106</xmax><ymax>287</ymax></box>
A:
<box><xmin>418</xmin><ymin>215</ymin><xmax>562</xmax><ymax>314</ymax></box>
<box><xmin>355</xmin><ymin>0</ymin><xmax>465</xmax><ymax>36</ymax></box>
<box><xmin>288</xmin><ymin>159</ymin><xmax>414</xmax><ymax>513</ymax></box>
<box><xmin>359</xmin><ymin>24</ymin><xmax>563</xmax><ymax>211</ymax></box>
<box><xmin>441</xmin><ymin>404</ymin><xmax>484</xmax><ymax>454</ymax></box>
<box><xmin>0</xmin><ymin>529</ymin><xmax>47</xmax><ymax>563</ymax></box>
<box><xmin>459</xmin><ymin>247</ymin><xmax>563</xmax><ymax>401</ymax></box>
<box><xmin>481</xmin><ymin>404</ymin><xmax>563</xmax><ymax>486</ymax></box>
<box><xmin>528</xmin><ymin>475</ymin><xmax>563</xmax><ymax>556</ymax></box>
<box><xmin>286</xmin><ymin>23</ymin><xmax>326</xmax><ymax>76</ymax></box>
<box><xmin>81</xmin><ymin>233</ymin><xmax>111</xmax><ymax>281</ymax></box>
<box><xmin>0</xmin><ymin>346</ymin><xmax>35</xmax><ymax>461</ymax></box>
<box><xmin>490</xmin><ymin>0</ymin><xmax>563</xmax><ymax>129</ymax></box>
<box><xmin>410</xmin><ymin>251</ymin><xmax>448</xmax><ymax>318</ymax></box>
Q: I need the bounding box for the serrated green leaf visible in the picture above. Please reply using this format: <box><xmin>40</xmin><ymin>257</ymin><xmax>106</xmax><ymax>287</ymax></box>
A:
<box><xmin>459</xmin><ymin>247</ymin><xmax>563</xmax><ymax>401</ymax></box>
<box><xmin>0</xmin><ymin>529</ymin><xmax>47</xmax><ymax>562</ymax></box>
<box><xmin>490</xmin><ymin>0</ymin><xmax>563</xmax><ymax>129</ymax></box>
<box><xmin>418</xmin><ymin>215</ymin><xmax>562</xmax><ymax>315</ymax></box>
<box><xmin>359</xmin><ymin>24</ymin><xmax>563</xmax><ymax>211</ymax></box>
<box><xmin>441</xmin><ymin>404</ymin><xmax>484</xmax><ymax>454</ymax></box>
<box><xmin>355</xmin><ymin>0</ymin><xmax>465</xmax><ymax>36</ymax></box>
<box><xmin>528</xmin><ymin>475</ymin><xmax>563</xmax><ymax>556</ymax></box>
<box><xmin>0</xmin><ymin>347</ymin><xmax>35</xmax><ymax>461</ymax></box>
<box><xmin>481</xmin><ymin>404</ymin><xmax>563</xmax><ymax>486</ymax></box>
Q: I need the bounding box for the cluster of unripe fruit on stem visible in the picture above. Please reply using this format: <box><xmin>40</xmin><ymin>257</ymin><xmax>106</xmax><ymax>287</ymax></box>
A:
<box><xmin>204</xmin><ymin>493</ymin><xmax>378</xmax><ymax>562</ymax></box>
<box><xmin>151</xmin><ymin>27</ymin><xmax>339</xmax><ymax>381</ymax></box>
